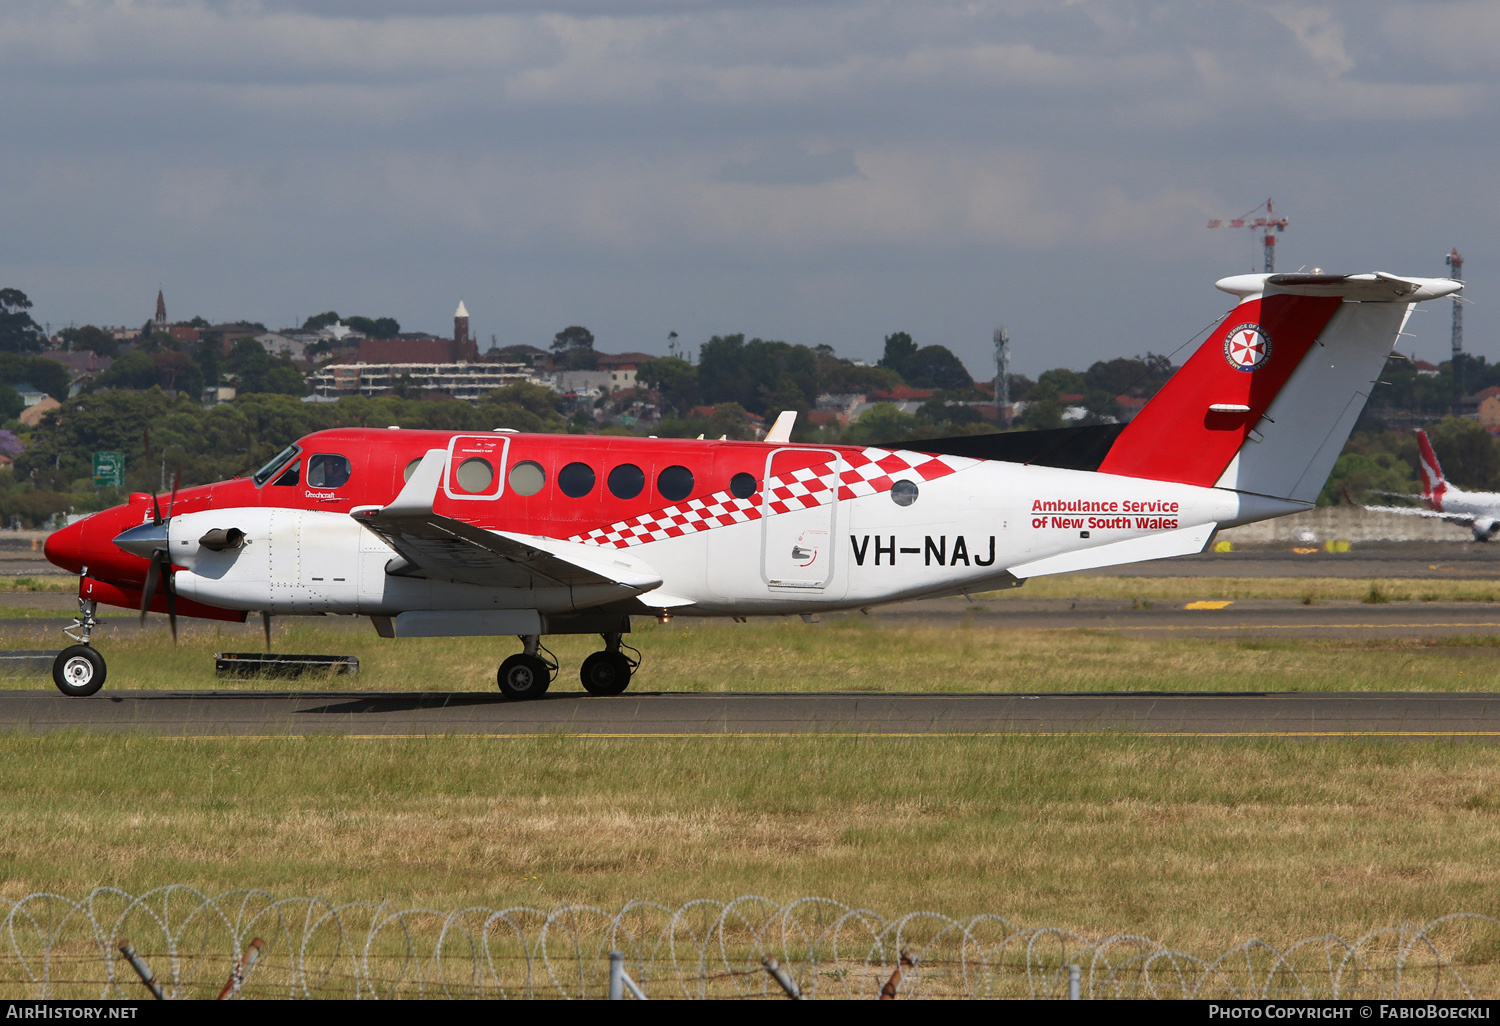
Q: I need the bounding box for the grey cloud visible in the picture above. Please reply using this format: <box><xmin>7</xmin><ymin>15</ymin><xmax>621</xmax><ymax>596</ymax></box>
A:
<box><xmin>717</xmin><ymin>146</ymin><xmax>862</xmax><ymax>186</ymax></box>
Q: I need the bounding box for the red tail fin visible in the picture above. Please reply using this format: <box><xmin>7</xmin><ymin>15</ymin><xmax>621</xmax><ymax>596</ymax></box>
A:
<box><xmin>1416</xmin><ymin>429</ymin><xmax>1447</xmax><ymax>510</ymax></box>
<box><xmin>1097</xmin><ymin>294</ymin><xmax>1342</xmax><ymax>487</ymax></box>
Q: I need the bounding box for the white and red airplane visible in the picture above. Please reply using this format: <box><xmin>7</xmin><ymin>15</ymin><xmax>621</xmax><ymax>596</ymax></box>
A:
<box><xmin>1365</xmin><ymin>428</ymin><xmax>1500</xmax><ymax>541</ymax></box>
<box><xmin>43</xmin><ymin>270</ymin><xmax>1461</xmax><ymax>699</ymax></box>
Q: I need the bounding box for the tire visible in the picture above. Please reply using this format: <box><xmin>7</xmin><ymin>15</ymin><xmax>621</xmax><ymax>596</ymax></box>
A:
<box><xmin>53</xmin><ymin>645</ymin><xmax>106</xmax><ymax>697</ymax></box>
<box><xmin>580</xmin><ymin>651</ymin><xmax>632</xmax><ymax>696</ymax></box>
<box><xmin>498</xmin><ymin>653</ymin><xmax>551</xmax><ymax>700</ymax></box>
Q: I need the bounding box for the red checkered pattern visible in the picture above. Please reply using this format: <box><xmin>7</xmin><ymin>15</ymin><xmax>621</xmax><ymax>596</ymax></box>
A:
<box><xmin>569</xmin><ymin>447</ymin><xmax>978</xmax><ymax>549</ymax></box>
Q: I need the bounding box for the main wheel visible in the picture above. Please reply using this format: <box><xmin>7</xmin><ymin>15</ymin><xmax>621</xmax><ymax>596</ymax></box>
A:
<box><xmin>498</xmin><ymin>653</ymin><xmax>551</xmax><ymax>700</ymax></box>
<box><xmin>53</xmin><ymin>645</ymin><xmax>106</xmax><ymax>697</ymax></box>
<box><xmin>580</xmin><ymin>651</ymin><xmax>632</xmax><ymax>696</ymax></box>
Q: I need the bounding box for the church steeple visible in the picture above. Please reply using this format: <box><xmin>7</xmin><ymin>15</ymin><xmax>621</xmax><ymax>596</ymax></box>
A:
<box><xmin>453</xmin><ymin>300</ymin><xmax>477</xmax><ymax>361</ymax></box>
<box><xmin>154</xmin><ymin>289</ymin><xmax>167</xmax><ymax>332</ymax></box>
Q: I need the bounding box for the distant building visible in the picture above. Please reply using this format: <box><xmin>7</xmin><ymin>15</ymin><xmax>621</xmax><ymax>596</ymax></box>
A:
<box><xmin>18</xmin><ymin>396</ymin><xmax>61</xmax><ymax>427</ymax></box>
<box><xmin>597</xmin><ymin>352</ymin><xmax>654</xmax><ymax>393</ymax></box>
<box><xmin>1459</xmin><ymin>386</ymin><xmax>1500</xmax><ymax>417</ymax></box>
<box><xmin>1413</xmin><ymin>360</ymin><xmax>1440</xmax><ymax>377</ymax></box>
<box><xmin>168</xmin><ymin>325</ymin><xmax>200</xmax><ymax>343</ymax></box>
<box><xmin>43</xmin><ymin>351</ymin><xmax>114</xmax><ymax>395</ymax></box>
<box><xmin>306</xmin><ymin>361</ymin><xmax>537</xmax><ymax>401</ymax></box>
<box><xmin>1480</xmin><ymin>396</ymin><xmax>1500</xmax><ymax>434</ymax></box>
<box><xmin>153</xmin><ymin>290</ymin><xmax>167</xmax><ymax>333</ymax></box>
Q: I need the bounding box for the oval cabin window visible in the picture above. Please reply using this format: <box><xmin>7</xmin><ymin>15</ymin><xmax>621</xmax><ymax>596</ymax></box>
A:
<box><xmin>559</xmin><ymin>462</ymin><xmax>596</xmax><ymax>498</ymax></box>
<box><xmin>455</xmin><ymin>457</ymin><xmax>495</xmax><ymax>494</ymax></box>
<box><xmin>729</xmin><ymin>472</ymin><xmax>757</xmax><ymax>499</ymax></box>
<box><xmin>508</xmin><ymin>460</ymin><xmax>546</xmax><ymax>497</ymax></box>
<box><xmin>657</xmin><ymin>465</ymin><xmax>694</xmax><ymax>502</ymax></box>
<box><xmin>608</xmin><ymin>463</ymin><xmax>645</xmax><ymax>500</ymax></box>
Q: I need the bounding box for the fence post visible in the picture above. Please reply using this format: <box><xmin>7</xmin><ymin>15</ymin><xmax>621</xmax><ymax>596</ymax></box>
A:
<box><xmin>609</xmin><ymin>951</ymin><xmax>624</xmax><ymax>1001</ymax></box>
<box><xmin>1069</xmin><ymin>964</ymin><xmax>1081</xmax><ymax>1000</ymax></box>
<box><xmin>762</xmin><ymin>956</ymin><xmax>804</xmax><ymax>1000</ymax></box>
<box><xmin>117</xmin><ymin>940</ymin><xmax>165</xmax><ymax>1000</ymax></box>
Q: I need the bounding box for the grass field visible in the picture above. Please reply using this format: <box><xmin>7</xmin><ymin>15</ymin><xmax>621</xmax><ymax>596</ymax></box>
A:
<box><xmin>0</xmin><ymin>733</ymin><xmax>1497</xmax><ymax>956</ymax></box>
<box><xmin>5</xmin><ymin>573</ymin><xmax>1500</xmax><ymax>970</ymax></box>
<box><xmin>6</xmin><ymin>608</ymin><xmax>1500</xmax><ymax>692</ymax></box>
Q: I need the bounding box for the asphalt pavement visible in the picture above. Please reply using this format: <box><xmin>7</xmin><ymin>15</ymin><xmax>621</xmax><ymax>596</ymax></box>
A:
<box><xmin>0</xmin><ymin>689</ymin><xmax>1496</xmax><ymax>738</ymax></box>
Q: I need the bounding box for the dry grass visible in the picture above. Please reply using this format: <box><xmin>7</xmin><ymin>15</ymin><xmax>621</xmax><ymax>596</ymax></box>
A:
<box><xmin>0</xmin><ymin>733</ymin><xmax>1496</xmax><ymax>953</ymax></box>
<box><xmin>5</xmin><ymin>613</ymin><xmax>1500</xmax><ymax>693</ymax></box>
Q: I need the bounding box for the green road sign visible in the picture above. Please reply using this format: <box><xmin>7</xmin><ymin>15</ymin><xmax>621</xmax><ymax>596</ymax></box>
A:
<box><xmin>92</xmin><ymin>452</ymin><xmax>125</xmax><ymax>489</ymax></box>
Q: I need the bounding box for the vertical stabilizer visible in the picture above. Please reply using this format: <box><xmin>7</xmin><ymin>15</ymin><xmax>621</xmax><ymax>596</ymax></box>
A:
<box><xmin>1097</xmin><ymin>272</ymin><xmax>1462</xmax><ymax>503</ymax></box>
<box><xmin>1416</xmin><ymin>429</ymin><xmax>1449</xmax><ymax>510</ymax></box>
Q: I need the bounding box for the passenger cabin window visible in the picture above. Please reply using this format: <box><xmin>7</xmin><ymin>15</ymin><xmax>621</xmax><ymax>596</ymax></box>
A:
<box><xmin>273</xmin><ymin>461</ymin><xmax>301</xmax><ymax>487</ymax></box>
<box><xmin>404</xmin><ymin>458</ymin><xmax>423</xmax><ymax>482</ymax></box>
<box><xmin>608</xmin><ymin>463</ymin><xmax>645</xmax><ymax>500</ymax></box>
<box><xmin>730</xmin><ymin>472</ymin><xmax>757</xmax><ymax>500</ymax></box>
<box><xmin>455</xmin><ymin>457</ymin><xmax>494</xmax><ymax>494</ymax></box>
<box><xmin>657</xmin><ymin>465</ymin><xmax>693</xmax><ymax>502</ymax></box>
<box><xmin>559</xmin><ymin>462</ymin><xmax>595</xmax><ymax>498</ymax></box>
<box><xmin>307</xmin><ymin>454</ymin><xmax>351</xmax><ymax>489</ymax></box>
<box><xmin>508</xmin><ymin>460</ymin><xmax>546</xmax><ymax>497</ymax></box>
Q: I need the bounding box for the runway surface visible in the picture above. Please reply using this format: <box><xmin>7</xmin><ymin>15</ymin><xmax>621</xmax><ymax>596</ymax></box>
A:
<box><xmin>3</xmin><ymin>689</ymin><xmax>1499</xmax><ymax>739</ymax></box>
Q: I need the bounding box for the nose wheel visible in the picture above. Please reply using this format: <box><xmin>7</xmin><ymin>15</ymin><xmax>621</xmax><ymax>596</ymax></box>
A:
<box><xmin>53</xmin><ymin>645</ymin><xmax>106</xmax><ymax>697</ymax></box>
<box><xmin>54</xmin><ymin>597</ymin><xmax>106</xmax><ymax>697</ymax></box>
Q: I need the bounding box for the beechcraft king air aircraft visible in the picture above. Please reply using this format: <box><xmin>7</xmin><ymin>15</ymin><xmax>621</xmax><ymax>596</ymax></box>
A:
<box><xmin>43</xmin><ymin>270</ymin><xmax>1462</xmax><ymax>699</ymax></box>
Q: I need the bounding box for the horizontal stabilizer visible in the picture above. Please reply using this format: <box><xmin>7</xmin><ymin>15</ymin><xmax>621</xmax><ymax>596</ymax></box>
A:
<box><xmin>1007</xmin><ymin>522</ymin><xmax>1217</xmax><ymax>579</ymax></box>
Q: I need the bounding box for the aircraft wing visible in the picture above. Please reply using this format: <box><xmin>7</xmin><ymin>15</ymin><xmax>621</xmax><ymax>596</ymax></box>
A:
<box><xmin>1362</xmin><ymin>504</ymin><xmax>1473</xmax><ymax>524</ymax></box>
<box><xmin>351</xmin><ymin>449</ymin><xmax>664</xmax><ymax>593</ymax></box>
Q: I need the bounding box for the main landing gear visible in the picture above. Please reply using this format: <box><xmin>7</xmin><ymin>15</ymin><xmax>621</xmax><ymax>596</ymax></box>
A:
<box><xmin>53</xmin><ymin>598</ymin><xmax>106</xmax><ymax>697</ymax></box>
<box><xmin>496</xmin><ymin>632</ymin><xmax>640</xmax><ymax>701</ymax></box>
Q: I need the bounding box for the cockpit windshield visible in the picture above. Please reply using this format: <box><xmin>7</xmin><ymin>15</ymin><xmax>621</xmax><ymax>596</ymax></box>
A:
<box><xmin>252</xmin><ymin>444</ymin><xmax>301</xmax><ymax>486</ymax></box>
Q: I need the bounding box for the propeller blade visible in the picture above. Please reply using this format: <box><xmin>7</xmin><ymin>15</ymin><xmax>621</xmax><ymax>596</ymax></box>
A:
<box><xmin>169</xmin><ymin>469</ymin><xmax>180</xmax><ymax>519</ymax></box>
<box><xmin>140</xmin><ymin>554</ymin><xmax>161</xmax><ymax>624</ymax></box>
<box><xmin>261</xmin><ymin>611</ymin><xmax>272</xmax><ymax>652</ymax></box>
<box><xmin>163</xmin><ymin>561</ymin><xmax>177</xmax><ymax>643</ymax></box>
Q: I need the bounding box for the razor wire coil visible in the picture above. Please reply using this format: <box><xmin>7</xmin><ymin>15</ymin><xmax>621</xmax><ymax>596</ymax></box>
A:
<box><xmin>0</xmin><ymin>888</ymin><xmax>1494</xmax><ymax>1000</ymax></box>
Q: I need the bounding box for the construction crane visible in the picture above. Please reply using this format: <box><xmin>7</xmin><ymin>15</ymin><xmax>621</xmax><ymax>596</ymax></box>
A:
<box><xmin>1208</xmin><ymin>198</ymin><xmax>1289</xmax><ymax>273</ymax></box>
<box><xmin>1446</xmin><ymin>247</ymin><xmax>1464</xmax><ymax>408</ymax></box>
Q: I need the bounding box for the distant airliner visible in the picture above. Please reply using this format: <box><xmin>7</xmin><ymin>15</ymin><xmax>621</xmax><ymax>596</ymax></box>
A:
<box><xmin>1365</xmin><ymin>429</ymin><xmax>1500</xmax><ymax>541</ymax></box>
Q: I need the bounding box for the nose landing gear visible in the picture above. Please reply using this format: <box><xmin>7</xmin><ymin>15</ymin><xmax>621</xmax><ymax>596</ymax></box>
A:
<box><xmin>53</xmin><ymin>598</ymin><xmax>106</xmax><ymax>697</ymax></box>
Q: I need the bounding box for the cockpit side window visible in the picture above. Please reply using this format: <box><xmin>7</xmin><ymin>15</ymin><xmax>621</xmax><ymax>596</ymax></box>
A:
<box><xmin>273</xmin><ymin>461</ymin><xmax>301</xmax><ymax>487</ymax></box>
<box><xmin>253</xmin><ymin>444</ymin><xmax>301</xmax><ymax>486</ymax></box>
<box><xmin>307</xmin><ymin>454</ymin><xmax>352</xmax><ymax>489</ymax></box>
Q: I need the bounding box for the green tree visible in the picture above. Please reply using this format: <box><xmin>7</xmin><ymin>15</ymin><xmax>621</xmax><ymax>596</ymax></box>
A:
<box><xmin>92</xmin><ymin>351</ymin><xmax>162</xmax><ymax>391</ymax></box>
<box><xmin>226</xmin><ymin>339</ymin><xmax>309</xmax><ymax>396</ymax></box>
<box><xmin>551</xmin><ymin>326</ymin><xmax>597</xmax><ymax>371</ymax></box>
<box><xmin>1424</xmin><ymin>417</ymin><xmax>1500</xmax><ymax>489</ymax></box>
<box><xmin>0</xmin><ymin>384</ymin><xmax>21</xmax><ymax>422</ymax></box>
<box><xmin>302</xmin><ymin>311</ymin><xmax>342</xmax><ymax>331</ymax></box>
<box><xmin>697</xmin><ymin>334</ymin><xmax>818</xmax><ymax>415</ymax></box>
<box><xmin>637</xmin><ymin>356</ymin><xmax>699</xmax><ymax>413</ymax></box>
<box><xmin>1083</xmin><ymin>353</ymin><xmax>1174</xmax><ymax>399</ymax></box>
<box><xmin>1020</xmin><ymin>382</ymin><xmax>1064</xmax><ymax>430</ymax></box>
<box><xmin>904</xmin><ymin>345</ymin><xmax>973</xmax><ymax>390</ymax></box>
<box><xmin>878</xmin><ymin>332</ymin><xmax>918</xmax><ymax>379</ymax></box>
<box><xmin>843</xmin><ymin>402</ymin><xmax>920</xmax><ymax>445</ymax></box>
<box><xmin>814</xmin><ymin>346</ymin><xmax>902</xmax><ymax>396</ymax></box>
<box><xmin>0</xmin><ymin>353</ymin><xmax>70</xmax><ymax>400</ymax></box>
<box><xmin>1318</xmin><ymin>451</ymin><xmax>1419</xmax><ymax>506</ymax></box>
<box><xmin>58</xmin><ymin>324</ymin><xmax>118</xmax><ymax>358</ymax></box>
<box><xmin>0</xmin><ymin>289</ymin><xmax>43</xmax><ymax>354</ymax></box>
<box><xmin>346</xmin><ymin>315</ymin><xmax>400</xmax><ymax>339</ymax></box>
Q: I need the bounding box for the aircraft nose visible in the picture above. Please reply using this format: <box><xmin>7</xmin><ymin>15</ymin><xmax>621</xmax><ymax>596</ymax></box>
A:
<box><xmin>43</xmin><ymin>518</ymin><xmax>83</xmax><ymax>573</ymax></box>
<box><xmin>113</xmin><ymin>521</ymin><xmax>169</xmax><ymax>559</ymax></box>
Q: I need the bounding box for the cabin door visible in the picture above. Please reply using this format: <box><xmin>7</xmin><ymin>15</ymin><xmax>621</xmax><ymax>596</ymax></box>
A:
<box><xmin>760</xmin><ymin>448</ymin><xmax>842</xmax><ymax>591</ymax></box>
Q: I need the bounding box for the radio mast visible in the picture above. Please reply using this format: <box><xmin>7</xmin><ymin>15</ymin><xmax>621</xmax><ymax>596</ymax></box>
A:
<box><xmin>1446</xmin><ymin>248</ymin><xmax>1464</xmax><ymax>409</ymax></box>
<box><xmin>994</xmin><ymin>327</ymin><xmax>1011</xmax><ymax>427</ymax></box>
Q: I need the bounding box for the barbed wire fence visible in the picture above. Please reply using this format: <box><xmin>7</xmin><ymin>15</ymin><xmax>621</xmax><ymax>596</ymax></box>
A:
<box><xmin>2</xmin><ymin>888</ymin><xmax>1496</xmax><ymax>1000</ymax></box>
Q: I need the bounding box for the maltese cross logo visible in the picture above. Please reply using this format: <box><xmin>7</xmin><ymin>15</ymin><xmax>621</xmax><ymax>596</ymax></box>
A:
<box><xmin>1223</xmin><ymin>323</ymin><xmax>1271</xmax><ymax>372</ymax></box>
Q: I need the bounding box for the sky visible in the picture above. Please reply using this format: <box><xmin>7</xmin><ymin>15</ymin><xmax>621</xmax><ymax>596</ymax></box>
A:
<box><xmin>1</xmin><ymin>0</ymin><xmax>1496</xmax><ymax>378</ymax></box>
